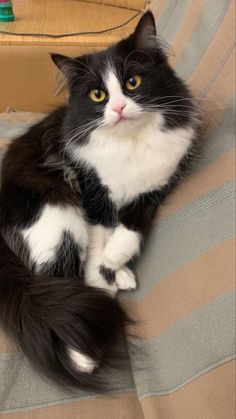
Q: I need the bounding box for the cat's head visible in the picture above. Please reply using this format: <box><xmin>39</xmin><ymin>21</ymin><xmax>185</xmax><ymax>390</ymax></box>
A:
<box><xmin>51</xmin><ymin>12</ymin><xmax>193</xmax><ymax>145</ymax></box>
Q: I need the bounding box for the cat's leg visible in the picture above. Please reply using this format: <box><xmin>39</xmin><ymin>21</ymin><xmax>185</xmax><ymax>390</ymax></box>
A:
<box><xmin>85</xmin><ymin>225</ymin><xmax>136</xmax><ymax>293</ymax></box>
<box><xmin>115</xmin><ymin>266</ymin><xmax>137</xmax><ymax>291</ymax></box>
<box><xmin>85</xmin><ymin>224</ymin><xmax>118</xmax><ymax>295</ymax></box>
<box><xmin>100</xmin><ymin>193</ymin><xmax>159</xmax><ymax>283</ymax></box>
<box><xmin>21</xmin><ymin>203</ymin><xmax>99</xmax><ymax>373</ymax></box>
<box><xmin>101</xmin><ymin>225</ymin><xmax>141</xmax><ymax>271</ymax></box>
<box><xmin>21</xmin><ymin>203</ymin><xmax>88</xmax><ymax>277</ymax></box>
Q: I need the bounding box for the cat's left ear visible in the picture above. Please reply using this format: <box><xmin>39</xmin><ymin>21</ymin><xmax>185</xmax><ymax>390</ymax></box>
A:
<box><xmin>50</xmin><ymin>53</ymin><xmax>78</xmax><ymax>82</ymax></box>
<box><xmin>133</xmin><ymin>11</ymin><xmax>157</xmax><ymax>50</ymax></box>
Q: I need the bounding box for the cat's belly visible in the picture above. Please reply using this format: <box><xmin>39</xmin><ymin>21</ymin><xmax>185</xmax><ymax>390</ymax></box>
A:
<box><xmin>76</xmin><ymin>125</ymin><xmax>194</xmax><ymax>206</ymax></box>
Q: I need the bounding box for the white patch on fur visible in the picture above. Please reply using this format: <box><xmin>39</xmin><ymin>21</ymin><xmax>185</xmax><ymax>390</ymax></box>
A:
<box><xmin>116</xmin><ymin>266</ymin><xmax>137</xmax><ymax>290</ymax></box>
<box><xmin>85</xmin><ymin>225</ymin><xmax>118</xmax><ymax>296</ymax></box>
<box><xmin>22</xmin><ymin>204</ymin><xmax>88</xmax><ymax>270</ymax></box>
<box><xmin>68</xmin><ymin>348</ymin><xmax>97</xmax><ymax>373</ymax></box>
<box><xmin>71</xmin><ymin>111</ymin><xmax>193</xmax><ymax>206</ymax></box>
<box><xmin>102</xmin><ymin>68</ymin><xmax>144</xmax><ymax>132</ymax></box>
<box><xmin>103</xmin><ymin>225</ymin><xmax>141</xmax><ymax>270</ymax></box>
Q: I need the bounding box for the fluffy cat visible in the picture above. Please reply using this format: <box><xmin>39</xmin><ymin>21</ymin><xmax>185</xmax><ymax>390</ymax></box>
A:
<box><xmin>0</xmin><ymin>12</ymin><xmax>198</xmax><ymax>388</ymax></box>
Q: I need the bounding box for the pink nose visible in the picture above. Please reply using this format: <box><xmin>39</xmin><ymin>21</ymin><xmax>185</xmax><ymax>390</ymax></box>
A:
<box><xmin>112</xmin><ymin>103</ymin><xmax>126</xmax><ymax>114</ymax></box>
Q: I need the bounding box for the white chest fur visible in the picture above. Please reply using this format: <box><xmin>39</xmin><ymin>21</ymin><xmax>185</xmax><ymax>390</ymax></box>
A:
<box><xmin>72</xmin><ymin>119</ymin><xmax>194</xmax><ymax>206</ymax></box>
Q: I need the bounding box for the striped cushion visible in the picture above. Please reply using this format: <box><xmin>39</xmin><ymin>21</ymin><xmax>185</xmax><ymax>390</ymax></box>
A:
<box><xmin>0</xmin><ymin>1</ymin><xmax>235</xmax><ymax>417</ymax></box>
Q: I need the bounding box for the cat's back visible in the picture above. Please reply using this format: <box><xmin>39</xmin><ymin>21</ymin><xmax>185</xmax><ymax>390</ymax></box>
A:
<box><xmin>0</xmin><ymin>107</ymin><xmax>81</xmax><ymax>221</ymax></box>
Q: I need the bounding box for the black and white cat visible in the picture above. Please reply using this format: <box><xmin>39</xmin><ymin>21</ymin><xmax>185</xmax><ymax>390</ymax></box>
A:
<box><xmin>0</xmin><ymin>12</ymin><xmax>198</xmax><ymax>388</ymax></box>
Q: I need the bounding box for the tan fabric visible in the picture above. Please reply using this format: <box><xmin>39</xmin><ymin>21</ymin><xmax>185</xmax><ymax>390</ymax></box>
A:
<box><xmin>1</xmin><ymin>392</ymin><xmax>144</xmax><ymax>419</ymax></box>
<box><xmin>141</xmin><ymin>361</ymin><xmax>235</xmax><ymax>419</ymax></box>
<box><xmin>156</xmin><ymin>150</ymin><xmax>235</xmax><ymax>221</ymax></box>
<box><xmin>124</xmin><ymin>239</ymin><xmax>235</xmax><ymax>339</ymax></box>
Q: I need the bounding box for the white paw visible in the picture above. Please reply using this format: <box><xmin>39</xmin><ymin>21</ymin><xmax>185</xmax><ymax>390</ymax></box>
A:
<box><xmin>102</xmin><ymin>252</ymin><xmax>120</xmax><ymax>271</ymax></box>
<box><xmin>116</xmin><ymin>267</ymin><xmax>137</xmax><ymax>291</ymax></box>
<box><xmin>68</xmin><ymin>348</ymin><xmax>97</xmax><ymax>374</ymax></box>
<box><xmin>85</xmin><ymin>265</ymin><xmax>118</xmax><ymax>297</ymax></box>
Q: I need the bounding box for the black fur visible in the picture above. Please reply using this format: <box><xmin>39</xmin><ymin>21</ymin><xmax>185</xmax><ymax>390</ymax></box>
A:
<box><xmin>75</xmin><ymin>163</ymin><xmax>116</xmax><ymax>226</ymax></box>
<box><xmin>41</xmin><ymin>232</ymin><xmax>84</xmax><ymax>278</ymax></box>
<box><xmin>99</xmin><ymin>265</ymin><xmax>116</xmax><ymax>284</ymax></box>
<box><xmin>52</xmin><ymin>12</ymin><xmax>194</xmax><ymax>144</ymax></box>
<box><xmin>0</xmin><ymin>12</ymin><xmax>198</xmax><ymax>390</ymax></box>
<box><xmin>0</xmin><ymin>233</ymin><xmax>129</xmax><ymax>390</ymax></box>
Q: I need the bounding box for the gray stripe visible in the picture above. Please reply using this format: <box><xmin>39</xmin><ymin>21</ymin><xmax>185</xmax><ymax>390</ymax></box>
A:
<box><xmin>195</xmin><ymin>96</ymin><xmax>236</xmax><ymax>170</ymax></box>
<box><xmin>200</xmin><ymin>41</ymin><xmax>235</xmax><ymax>99</ymax></box>
<box><xmin>1</xmin><ymin>290</ymin><xmax>234</xmax><ymax>412</ymax></box>
<box><xmin>0</xmin><ymin>121</ymin><xmax>33</xmax><ymax>139</ymax></box>
<box><xmin>0</xmin><ymin>347</ymin><xmax>134</xmax><ymax>413</ymax></box>
<box><xmin>176</xmin><ymin>0</ymin><xmax>230</xmax><ymax>80</ymax></box>
<box><xmin>130</xmin><ymin>290</ymin><xmax>235</xmax><ymax>397</ymax></box>
<box><xmin>121</xmin><ymin>181</ymin><xmax>235</xmax><ymax>301</ymax></box>
<box><xmin>157</xmin><ymin>0</ymin><xmax>189</xmax><ymax>44</ymax></box>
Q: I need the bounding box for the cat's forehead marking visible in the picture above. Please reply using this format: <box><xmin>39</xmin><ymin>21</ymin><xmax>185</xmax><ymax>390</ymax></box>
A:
<box><xmin>104</xmin><ymin>67</ymin><xmax>123</xmax><ymax>97</ymax></box>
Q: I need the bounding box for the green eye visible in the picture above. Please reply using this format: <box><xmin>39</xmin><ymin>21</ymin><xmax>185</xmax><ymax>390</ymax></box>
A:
<box><xmin>89</xmin><ymin>89</ymin><xmax>106</xmax><ymax>102</ymax></box>
<box><xmin>126</xmin><ymin>75</ymin><xmax>142</xmax><ymax>91</ymax></box>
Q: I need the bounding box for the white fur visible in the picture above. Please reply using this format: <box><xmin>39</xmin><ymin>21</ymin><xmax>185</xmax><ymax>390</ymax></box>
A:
<box><xmin>22</xmin><ymin>204</ymin><xmax>88</xmax><ymax>270</ymax></box>
<box><xmin>68</xmin><ymin>348</ymin><xmax>97</xmax><ymax>374</ymax></box>
<box><xmin>74</xmin><ymin>120</ymin><xmax>193</xmax><ymax>207</ymax></box>
<box><xmin>85</xmin><ymin>224</ymin><xmax>118</xmax><ymax>295</ymax></box>
<box><xmin>116</xmin><ymin>266</ymin><xmax>137</xmax><ymax>290</ymax></box>
<box><xmin>103</xmin><ymin>69</ymin><xmax>143</xmax><ymax>129</ymax></box>
<box><xmin>69</xmin><ymin>70</ymin><xmax>194</xmax><ymax>285</ymax></box>
<box><xmin>85</xmin><ymin>224</ymin><xmax>137</xmax><ymax>293</ymax></box>
<box><xmin>103</xmin><ymin>225</ymin><xmax>141</xmax><ymax>270</ymax></box>
<box><xmin>70</xmin><ymin>71</ymin><xmax>193</xmax><ymax>207</ymax></box>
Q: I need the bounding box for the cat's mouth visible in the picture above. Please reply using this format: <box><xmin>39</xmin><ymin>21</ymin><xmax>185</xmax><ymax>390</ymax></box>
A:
<box><xmin>116</xmin><ymin>116</ymin><xmax>127</xmax><ymax>123</ymax></box>
<box><xmin>115</xmin><ymin>115</ymin><xmax>133</xmax><ymax>125</ymax></box>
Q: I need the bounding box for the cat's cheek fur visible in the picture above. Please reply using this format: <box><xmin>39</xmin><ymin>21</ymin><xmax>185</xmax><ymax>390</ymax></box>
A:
<box><xmin>22</xmin><ymin>204</ymin><xmax>88</xmax><ymax>271</ymax></box>
<box><xmin>101</xmin><ymin>225</ymin><xmax>141</xmax><ymax>270</ymax></box>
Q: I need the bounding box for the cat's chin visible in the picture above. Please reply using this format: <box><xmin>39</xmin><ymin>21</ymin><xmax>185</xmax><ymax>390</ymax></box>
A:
<box><xmin>102</xmin><ymin>115</ymin><xmax>148</xmax><ymax>136</ymax></box>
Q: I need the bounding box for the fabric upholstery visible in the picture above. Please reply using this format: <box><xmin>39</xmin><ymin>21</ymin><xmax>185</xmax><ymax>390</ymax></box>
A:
<box><xmin>0</xmin><ymin>0</ymin><xmax>235</xmax><ymax>418</ymax></box>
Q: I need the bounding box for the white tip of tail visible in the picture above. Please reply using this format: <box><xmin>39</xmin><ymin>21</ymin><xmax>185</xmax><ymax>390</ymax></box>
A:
<box><xmin>68</xmin><ymin>348</ymin><xmax>97</xmax><ymax>374</ymax></box>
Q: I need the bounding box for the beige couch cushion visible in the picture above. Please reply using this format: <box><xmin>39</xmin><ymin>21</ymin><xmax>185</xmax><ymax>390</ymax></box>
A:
<box><xmin>82</xmin><ymin>0</ymin><xmax>145</xmax><ymax>9</ymax></box>
<box><xmin>0</xmin><ymin>0</ymin><xmax>144</xmax><ymax>111</ymax></box>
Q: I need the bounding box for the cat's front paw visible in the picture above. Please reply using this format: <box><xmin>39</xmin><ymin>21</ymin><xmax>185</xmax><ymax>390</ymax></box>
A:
<box><xmin>85</xmin><ymin>264</ymin><xmax>118</xmax><ymax>297</ymax></box>
<box><xmin>99</xmin><ymin>264</ymin><xmax>137</xmax><ymax>292</ymax></box>
<box><xmin>116</xmin><ymin>267</ymin><xmax>137</xmax><ymax>291</ymax></box>
<box><xmin>99</xmin><ymin>265</ymin><xmax>116</xmax><ymax>284</ymax></box>
<box><xmin>102</xmin><ymin>248</ymin><xmax>121</xmax><ymax>271</ymax></box>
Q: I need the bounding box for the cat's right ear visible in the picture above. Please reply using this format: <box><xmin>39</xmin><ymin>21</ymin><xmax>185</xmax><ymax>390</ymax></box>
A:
<box><xmin>133</xmin><ymin>11</ymin><xmax>157</xmax><ymax>51</ymax></box>
<box><xmin>50</xmin><ymin>53</ymin><xmax>78</xmax><ymax>82</ymax></box>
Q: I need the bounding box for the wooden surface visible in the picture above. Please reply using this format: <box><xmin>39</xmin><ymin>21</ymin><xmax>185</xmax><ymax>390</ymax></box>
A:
<box><xmin>0</xmin><ymin>0</ymin><xmax>142</xmax><ymax>46</ymax></box>
<box><xmin>82</xmin><ymin>0</ymin><xmax>145</xmax><ymax>9</ymax></box>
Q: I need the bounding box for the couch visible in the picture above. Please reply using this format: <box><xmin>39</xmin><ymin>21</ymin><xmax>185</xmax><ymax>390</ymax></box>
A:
<box><xmin>0</xmin><ymin>1</ymin><xmax>235</xmax><ymax>418</ymax></box>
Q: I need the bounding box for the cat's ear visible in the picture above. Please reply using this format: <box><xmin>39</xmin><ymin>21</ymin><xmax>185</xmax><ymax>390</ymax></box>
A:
<box><xmin>50</xmin><ymin>53</ymin><xmax>78</xmax><ymax>82</ymax></box>
<box><xmin>133</xmin><ymin>11</ymin><xmax>157</xmax><ymax>50</ymax></box>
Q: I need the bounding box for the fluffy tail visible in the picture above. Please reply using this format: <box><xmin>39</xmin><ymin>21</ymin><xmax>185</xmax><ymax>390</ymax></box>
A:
<box><xmin>0</xmin><ymin>234</ymin><xmax>129</xmax><ymax>389</ymax></box>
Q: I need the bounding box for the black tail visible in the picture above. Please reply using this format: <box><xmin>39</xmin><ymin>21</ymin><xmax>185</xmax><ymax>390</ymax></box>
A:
<box><xmin>0</xmin><ymin>234</ymin><xmax>129</xmax><ymax>390</ymax></box>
